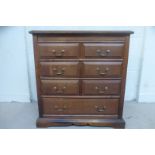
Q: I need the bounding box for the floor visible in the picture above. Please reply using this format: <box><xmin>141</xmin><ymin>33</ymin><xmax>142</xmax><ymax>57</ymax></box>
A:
<box><xmin>0</xmin><ymin>101</ymin><xmax>155</xmax><ymax>129</ymax></box>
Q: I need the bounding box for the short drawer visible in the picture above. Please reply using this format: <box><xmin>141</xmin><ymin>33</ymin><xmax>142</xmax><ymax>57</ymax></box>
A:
<box><xmin>40</xmin><ymin>62</ymin><xmax>79</xmax><ymax>77</ymax></box>
<box><xmin>82</xmin><ymin>62</ymin><xmax>122</xmax><ymax>78</ymax></box>
<box><xmin>82</xmin><ymin>80</ymin><xmax>121</xmax><ymax>95</ymax></box>
<box><xmin>38</xmin><ymin>43</ymin><xmax>79</xmax><ymax>59</ymax></box>
<box><xmin>83</xmin><ymin>43</ymin><xmax>124</xmax><ymax>58</ymax></box>
<box><xmin>41</xmin><ymin>80</ymin><xmax>79</xmax><ymax>95</ymax></box>
<box><xmin>42</xmin><ymin>98</ymin><xmax>119</xmax><ymax>115</ymax></box>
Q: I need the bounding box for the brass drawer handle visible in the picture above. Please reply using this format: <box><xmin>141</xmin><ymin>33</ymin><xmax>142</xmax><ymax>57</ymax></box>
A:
<box><xmin>53</xmin><ymin>86</ymin><xmax>66</xmax><ymax>94</ymax></box>
<box><xmin>52</xmin><ymin>49</ymin><xmax>65</xmax><ymax>57</ymax></box>
<box><xmin>56</xmin><ymin>72</ymin><xmax>64</xmax><ymax>75</ymax></box>
<box><xmin>54</xmin><ymin>105</ymin><xmax>67</xmax><ymax>112</ymax></box>
<box><xmin>53</xmin><ymin>67</ymin><xmax>65</xmax><ymax>76</ymax></box>
<box><xmin>96</xmin><ymin>49</ymin><xmax>111</xmax><ymax>57</ymax></box>
<box><xmin>95</xmin><ymin>86</ymin><xmax>108</xmax><ymax>94</ymax></box>
<box><xmin>95</xmin><ymin>105</ymin><xmax>106</xmax><ymax>112</ymax></box>
<box><xmin>96</xmin><ymin>67</ymin><xmax>109</xmax><ymax>76</ymax></box>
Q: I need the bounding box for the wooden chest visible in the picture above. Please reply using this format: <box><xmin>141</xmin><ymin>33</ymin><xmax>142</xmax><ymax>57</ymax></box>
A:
<box><xmin>30</xmin><ymin>30</ymin><xmax>133</xmax><ymax>128</ymax></box>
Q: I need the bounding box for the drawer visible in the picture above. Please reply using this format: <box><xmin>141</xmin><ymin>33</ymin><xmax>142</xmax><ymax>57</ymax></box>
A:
<box><xmin>42</xmin><ymin>98</ymin><xmax>119</xmax><ymax>115</ymax></box>
<box><xmin>82</xmin><ymin>80</ymin><xmax>121</xmax><ymax>95</ymax></box>
<box><xmin>38</xmin><ymin>43</ymin><xmax>79</xmax><ymax>59</ymax></box>
<box><xmin>82</xmin><ymin>62</ymin><xmax>122</xmax><ymax>78</ymax></box>
<box><xmin>40</xmin><ymin>62</ymin><xmax>79</xmax><ymax>77</ymax></box>
<box><xmin>41</xmin><ymin>80</ymin><xmax>79</xmax><ymax>95</ymax></box>
<box><xmin>83</xmin><ymin>43</ymin><xmax>124</xmax><ymax>58</ymax></box>
<box><xmin>37</xmin><ymin>35</ymin><xmax>126</xmax><ymax>42</ymax></box>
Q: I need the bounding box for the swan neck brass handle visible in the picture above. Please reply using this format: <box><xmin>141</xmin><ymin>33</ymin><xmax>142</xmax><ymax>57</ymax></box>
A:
<box><xmin>99</xmin><ymin>72</ymin><xmax>106</xmax><ymax>75</ymax></box>
<box><xmin>56</xmin><ymin>72</ymin><xmax>64</xmax><ymax>75</ymax></box>
<box><xmin>96</xmin><ymin>67</ymin><xmax>109</xmax><ymax>76</ymax></box>
<box><xmin>54</xmin><ymin>105</ymin><xmax>67</xmax><ymax>112</ymax></box>
<box><xmin>53</xmin><ymin>86</ymin><xmax>66</xmax><ymax>94</ymax></box>
<box><xmin>95</xmin><ymin>105</ymin><xmax>106</xmax><ymax>112</ymax></box>
<box><xmin>96</xmin><ymin>49</ymin><xmax>111</xmax><ymax>57</ymax></box>
<box><xmin>95</xmin><ymin>86</ymin><xmax>108</xmax><ymax>94</ymax></box>
<box><xmin>53</xmin><ymin>68</ymin><xmax>65</xmax><ymax>76</ymax></box>
<box><xmin>52</xmin><ymin>49</ymin><xmax>65</xmax><ymax>57</ymax></box>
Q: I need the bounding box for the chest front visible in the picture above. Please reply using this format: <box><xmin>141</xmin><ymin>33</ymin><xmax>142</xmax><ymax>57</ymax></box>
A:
<box><xmin>30</xmin><ymin>30</ymin><xmax>133</xmax><ymax>128</ymax></box>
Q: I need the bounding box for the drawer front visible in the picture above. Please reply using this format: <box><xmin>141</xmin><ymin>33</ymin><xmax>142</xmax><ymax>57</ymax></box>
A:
<box><xmin>41</xmin><ymin>80</ymin><xmax>79</xmax><ymax>95</ymax></box>
<box><xmin>40</xmin><ymin>62</ymin><xmax>79</xmax><ymax>77</ymax></box>
<box><xmin>83</xmin><ymin>43</ymin><xmax>124</xmax><ymax>58</ymax></box>
<box><xmin>42</xmin><ymin>98</ymin><xmax>119</xmax><ymax>115</ymax></box>
<box><xmin>38</xmin><ymin>36</ymin><xmax>126</xmax><ymax>42</ymax></box>
<box><xmin>38</xmin><ymin>43</ymin><xmax>79</xmax><ymax>59</ymax></box>
<box><xmin>82</xmin><ymin>62</ymin><xmax>122</xmax><ymax>78</ymax></box>
<box><xmin>82</xmin><ymin>80</ymin><xmax>121</xmax><ymax>95</ymax></box>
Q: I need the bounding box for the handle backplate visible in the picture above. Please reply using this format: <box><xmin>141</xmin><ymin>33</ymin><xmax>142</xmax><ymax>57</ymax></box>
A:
<box><xmin>96</xmin><ymin>67</ymin><xmax>109</xmax><ymax>76</ymax></box>
<box><xmin>95</xmin><ymin>86</ymin><xmax>108</xmax><ymax>94</ymax></box>
<box><xmin>51</xmin><ymin>49</ymin><xmax>65</xmax><ymax>57</ymax></box>
<box><xmin>52</xmin><ymin>67</ymin><xmax>65</xmax><ymax>76</ymax></box>
<box><xmin>95</xmin><ymin>105</ymin><xmax>106</xmax><ymax>112</ymax></box>
<box><xmin>96</xmin><ymin>49</ymin><xmax>111</xmax><ymax>57</ymax></box>
<box><xmin>54</xmin><ymin>105</ymin><xmax>67</xmax><ymax>112</ymax></box>
<box><xmin>53</xmin><ymin>86</ymin><xmax>66</xmax><ymax>94</ymax></box>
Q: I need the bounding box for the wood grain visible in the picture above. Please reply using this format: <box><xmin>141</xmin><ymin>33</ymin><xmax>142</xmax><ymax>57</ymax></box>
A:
<box><xmin>31</xmin><ymin>31</ymin><xmax>133</xmax><ymax>128</ymax></box>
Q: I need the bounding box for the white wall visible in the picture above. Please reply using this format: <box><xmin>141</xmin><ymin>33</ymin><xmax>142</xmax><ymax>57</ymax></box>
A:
<box><xmin>0</xmin><ymin>26</ymin><xmax>154</xmax><ymax>103</ymax></box>
<box><xmin>138</xmin><ymin>27</ymin><xmax>155</xmax><ymax>102</ymax></box>
<box><xmin>0</xmin><ymin>27</ymin><xmax>30</xmax><ymax>102</ymax></box>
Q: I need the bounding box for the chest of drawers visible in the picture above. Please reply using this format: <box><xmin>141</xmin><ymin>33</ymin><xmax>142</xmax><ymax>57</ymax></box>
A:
<box><xmin>30</xmin><ymin>30</ymin><xmax>133</xmax><ymax>128</ymax></box>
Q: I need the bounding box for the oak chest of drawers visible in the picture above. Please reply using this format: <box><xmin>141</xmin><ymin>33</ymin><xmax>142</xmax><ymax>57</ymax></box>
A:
<box><xmin>30</xmin><ymin>30</ymin><xmax>133</xmax><ymax>128</ymax></box>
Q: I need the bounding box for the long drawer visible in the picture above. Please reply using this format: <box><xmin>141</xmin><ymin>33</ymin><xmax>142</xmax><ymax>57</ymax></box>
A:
<box><xmin>42</xmin><ymin>98</ymin><xmax>119</xmax><ymax>115</ymax></box>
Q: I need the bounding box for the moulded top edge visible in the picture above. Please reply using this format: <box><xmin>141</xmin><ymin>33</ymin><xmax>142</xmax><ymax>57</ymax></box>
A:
<box><xmin>29</xmin><ymin>30</ymin><xmax>134</xmax><ymax>35</ymax></box>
